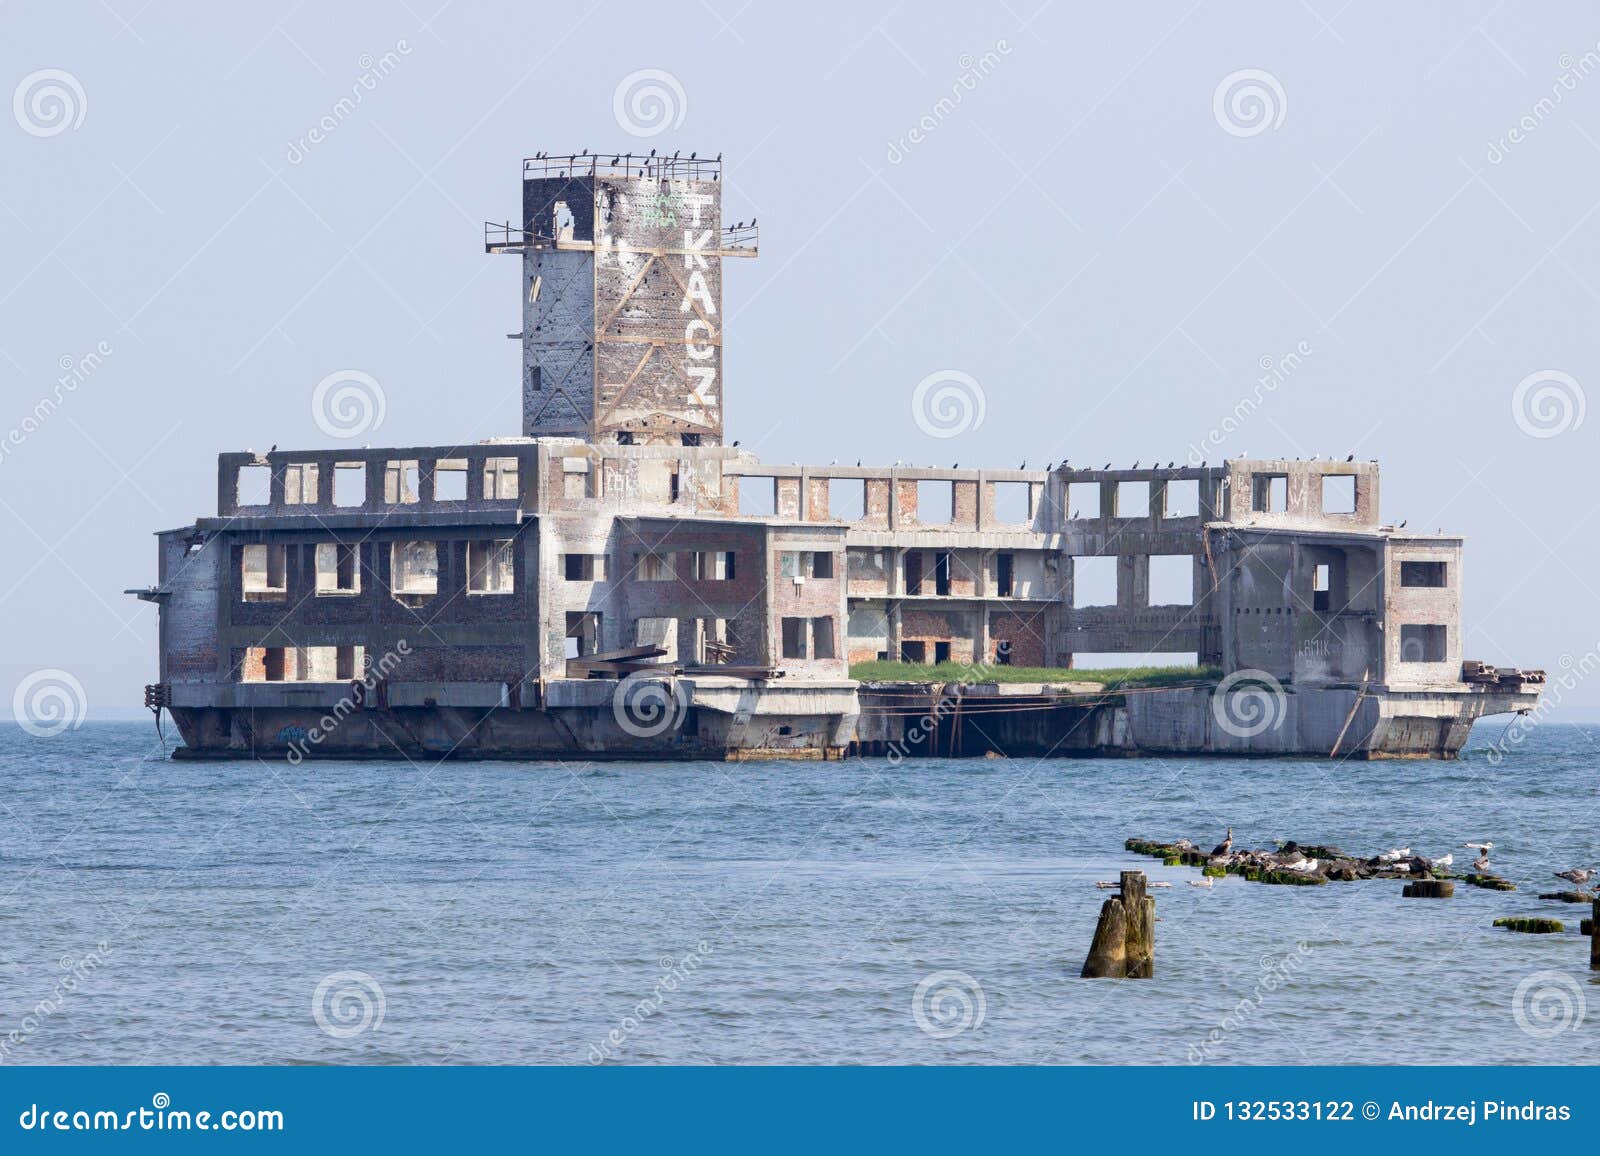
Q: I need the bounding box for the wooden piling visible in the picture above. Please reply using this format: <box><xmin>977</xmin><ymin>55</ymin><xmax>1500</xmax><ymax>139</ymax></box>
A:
<box><xmin>1591</xmin><ymin>898</ymin><xmax>1599</xmax><ymax>972</ymax></box>
<box><xmin>1402</xmin><ymin>879</ymin><xmax>1454</xmax><ymax>899</ymax></box>
<box><xmin>1081</xmin><ymin>870</ymin><xmax>1154</xmax><ymax>979</ymax></box>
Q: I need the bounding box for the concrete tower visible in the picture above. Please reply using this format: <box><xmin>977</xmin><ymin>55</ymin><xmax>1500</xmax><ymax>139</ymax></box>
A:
<box><xmin>487</xmin><ymin>152</ymin><xmax>758</xmax><ymax>446</ymax></box>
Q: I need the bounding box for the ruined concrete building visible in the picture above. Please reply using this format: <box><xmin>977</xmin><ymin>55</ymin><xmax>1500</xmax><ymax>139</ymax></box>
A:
<box><xmin>130</xmin><ymin>152</ymin><xmax>1543</xmax><ymax>760</ymax></box>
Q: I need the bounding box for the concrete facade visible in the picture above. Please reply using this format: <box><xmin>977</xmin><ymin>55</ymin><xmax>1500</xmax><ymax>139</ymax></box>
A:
<box><xmin>130</xmin><ymin>150</ymin><xmax>1542</xmax><ymax>760</ymax></box>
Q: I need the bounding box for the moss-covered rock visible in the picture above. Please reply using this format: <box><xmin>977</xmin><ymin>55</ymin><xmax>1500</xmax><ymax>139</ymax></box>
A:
<box><xmin>1465</xmin><ymin>873</ymin><xmax>1517</xmax><ymax>891</ymax></box>
<box><xmin>1537</xmin><ymin>891</ymin><xmax>1594</xmax><ymax>903</ymax></box>
<box><xmin>1201</xmin><ymin>865</ymin><xmax>1227</xmax><ymax>878</ymax></box>
<box><xmin>1494</xmin><ymin>916</ymin><xmax>1564</xmax><ymax>934</ymax></box>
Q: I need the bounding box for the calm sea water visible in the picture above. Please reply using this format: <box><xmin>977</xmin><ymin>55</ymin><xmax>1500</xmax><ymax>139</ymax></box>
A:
<box><xmin>0</xmin><ymin>720</ymin><xmax>1596</xmax><ymax>1065</ymax></box>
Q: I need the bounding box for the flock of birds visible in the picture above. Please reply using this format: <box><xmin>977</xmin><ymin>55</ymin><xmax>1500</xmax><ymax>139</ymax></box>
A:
<box><xmin>1095</xmin><ymin>827</ymin><xmax>1594</xmax><ymax>890</ymax></box>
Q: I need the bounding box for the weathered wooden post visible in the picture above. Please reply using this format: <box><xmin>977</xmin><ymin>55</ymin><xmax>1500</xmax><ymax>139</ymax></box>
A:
<box><xmin>1402</xmin><ymin>879</ymin><xmax>1454</xmax><ymax>898</ymax></box>
<box><xmin>1081</xmin><ymin>870</ymin><xmax>1154</xmax><ymax>978</ymax></box>
<box><xmin>1591</xmin><ymin>898</ymin><xmax>1599</xmax><ymax>972</ymax></box>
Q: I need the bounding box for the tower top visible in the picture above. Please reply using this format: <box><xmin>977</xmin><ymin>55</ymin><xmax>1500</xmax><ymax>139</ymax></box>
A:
<box><xmin>487</xmin><ymin>151</ymin><xmax>758</xmax><ymax>446</ymax></box>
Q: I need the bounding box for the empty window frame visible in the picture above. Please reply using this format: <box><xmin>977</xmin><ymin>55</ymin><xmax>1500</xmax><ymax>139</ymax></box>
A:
<box><xmin>236</xmin><ymin>464</ymin><xmax>271</xmax><ymax>507</ymax></box>
<box><xmin>1399</xmin><ymin>623</ymin><xmax>1447</xmax><ymax>663</ymax></box>
<box><xmin>314</xmin><ymin>543</ymin><xmax>360</xmax><ymax>595</ymax></box>
<box><xmin>1400</xmin><ymin>560</ymin><xmax>1448</xmax><ymax>588</ymax></box>
<box><xmin>467</xmin><ymin>539</ymin><xmax>515</xmax><ymax>594</ymax></box>
<box><xmin>1067</xmin><ymin>481</ymin><xmax>1103</xmax><ymax>520</ymax></box>
<box><xmin>691</xmin><ymin>550</ymin><xmax>736</xmax><ymax>581</ymax></box>
<box><xmin>390</xmin><ymin>541</ymin><xmax>438</xmax><ymax>604</ymax></box>
<box><xmin>1313</xmin><ymin>562</ymin><xmax>1331</xmax><ymax>612</ymax></box>
<box><xmin>996</xmin><ymin>552</ymin><xmax>1015</xmax><ymax>597</ymax></box>
<box><xmin>810</xmin><ymin>551</ymin><xmax>834</xmax><ymax>580</ymax></box>
<box><xmin>916</xmin><ymin>480</ymin><xmax>955</xmax><ymax>525</ymax></box>
<box><xmin>333</xmin><ymin>463</ymin><xmax>366</xmax><ymax>507</ymax></box>
<box><xmin>933</xmin><ymin>551</ymin><xmax>951</xmax><ymax>596</ymax></box>
<box><xmin>335</xmin><ymin>645</ymin><xmax>364</xmax><ymax>681</ymax></box>
<box><xmin>1162</xmin><ymin>478</ymin><xmax>1198</xmax><ymax>518</ymax></box>
<box><xmin>991</xmin><ymin>481</ymin><xmax>1031</xmax><ymax>525</ymax></box>
<box><xmin>432</xmin><ymin>458</ymin><xmax>468</xmax><ymax>501</ymax></box>
<box><xmin>828</xmin><ymin>479</ymin><xmax>866</xmax><ymax>521</ymax></box>
<box><xmin>1251</xmin><ymin>473</ymin><xmax>1288</xmax><ymax>513</ymax></box>
<box><xmin>483</xmin><ymin>457</ymin><xmax>520</xmax><ymax>500</ymax></box>
<box><xmin>241</xmin><ymin>544</ymin><xmax>287</xmax><ymax>602</ymax></box>
<box><xmin>1148</xmin><ymin>554</ymin><xmax>1194</xmax><ymax>606</ymax></box>
<box><xmin>565</xmin><ymin>611</ymin><xmax>602</xmax><ymax>659</ymax></box>
<box><xmin>283</xmin><ymin>463</ymin><xmax>319</xmax><ymax>505</ymax></box>
<box><xmin>1321</xmin><ymin>474</ymin><xmax>1356</xmax><ymax>514</ymax></box>
<box><xmin>811</xmin><ymin>617</ymin><xmax>836</xmax><ymax>660</ymax></box>
<box><xmin>1073</xmin><ymin>555</ymin><xmax>1117</xmax><ymax>608</ymax></box>
<box><xmin>384</xmin><ymin>460</ymin><xmax>421</xmax><ymax>504</ymax></box>
<box><xmin>781</xmin><ymin>617</ymin><xmax>808</xmax><ymax>659</ymax></box>
<box><xmin>637</xmin><ymin>552</ymin><xmax>675</xmax><ymax>581</ymax></box>
<box><xmin>563</xmin><ymin>553</ymin><xmax>606</xmax><ymax>581</ymax></box>
<box><xmin>903</xmin><ymin>551</ymin><xmax>924</xmax><ymax>594</ymax></box>
<box><xmin>1116</xmin><ymin>481</ymin><xmax>1150</xmax><ymax>518</ymax></box>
